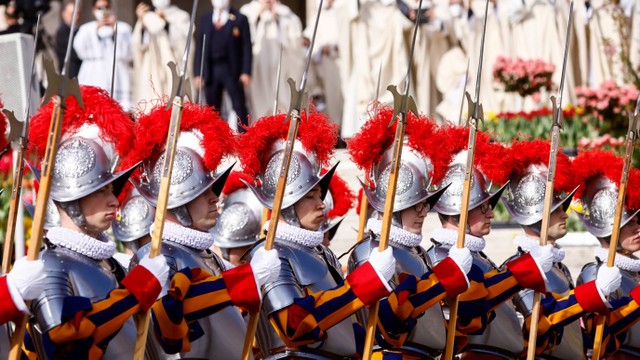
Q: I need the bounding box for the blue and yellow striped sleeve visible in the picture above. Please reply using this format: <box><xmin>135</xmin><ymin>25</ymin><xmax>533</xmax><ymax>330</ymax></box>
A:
<box><xmin>33</xmin><ymin>265</ymin><xmax>162</xmax><ymax>359</ymax></box>
<box><xmin>151</xmin><ymin>264</ymin><xmax>260</xmax><ymax>354</ymax></box>
<box><xmin>377</xmin><ymin>257</ymin><xmax>469</xmax><ymax>347</ymax></box>
<box><xmin>270</xmin><ymin>261</ymin><xmax>390</xmax><ymax>348</ymax></box>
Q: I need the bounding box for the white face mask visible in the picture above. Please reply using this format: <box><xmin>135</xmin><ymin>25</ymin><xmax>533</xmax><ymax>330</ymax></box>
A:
<box><xmin>449</xmin><ymin>4</ymin><xmax>464</xmax><ymax>18</ymax></box>
<box><xmin>152</xmin><ymin>0</ymin><xmax>170</xmax><ymax>9</ymax></box>
<box><xmin>212</xmin><ymin>0</ymin><xmax>229</xmax><ymax>9</ymax></box>
<box><xmin>94</xmin><ymin>8</ymin><xmax>106</xmax><ymax>21</ymax></box>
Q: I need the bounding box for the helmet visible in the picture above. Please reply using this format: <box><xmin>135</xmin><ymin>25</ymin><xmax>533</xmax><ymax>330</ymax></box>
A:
<box><xmin>502</xmin><ymin>140</ymin><xmax>578</xmax><ymax>226</ymax></box>
<box><xmin>572</xmin><ymin>150</ymin><xmax>640</xmax><ymax>238</ymax></box>
<box><xmin>23</xmin><ymin>161</ymin><xmax>60</xmax><ymax>229</ymax></box>
<box><xmin>212</xmin><ymin>171</ymin><xmax>264</xmax><ymax>249</ymax></box>
<box><xmin>348</xmin><ymin>107</ymin><xmax>451</xmax><ymax>214</ymax></box>
<box><xmin>113</xmin><ymin>183</ymin><xmax>154</xmax><ymax>242</ymax></box>
<box><xmin>239</xmin><ymin>111</ymin><xmax>338</xmax><ymax>210</ymax></box>
<box><xmin>125</xmin><ymin>101</ymin><xmax>238</xmax><ymax>212</ymax></box>
<box><xmin>319</xmin><ymin>172</ymin><xmax>356</xmax><ymax>240</ymax></box>
<box><xmin>433</xmin><ymin>125</ymin><xmax>511</xmax><ymax>216</ymax></box>
<box><xmin>28</xmin><ymin>86</ymin><xmax>137</xmax><ymax>203</ymax></box>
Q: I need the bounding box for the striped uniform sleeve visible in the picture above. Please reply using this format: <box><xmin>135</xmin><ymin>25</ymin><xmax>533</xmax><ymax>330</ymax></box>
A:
<box><xmin>151</xmin><ymin>264</ymin><xmax>260</xmax><ymax>354</ymax></box>
<box><xmin>377</xmin><ymin>257</ymin><xmax>469</xmax><ymax>347</ymax></box>
<box><xmin>523</xmin><ymin>280</ymin><xmax>608</xmax><ymax>354</ymax></box>
<box><xmin>0</xmin><ymin>276</ymin><xmax>25</xmax><ymax>325</ymax></box>
<box><xmin>269</xmin><ymin>261</ymin><xmax>390</xmax><ymax>348</ymax></box>
<box><xmin>585</xmin><ymin>285</ymin><xmax>640</xmax><ymax>358</ymax></box>
<box><xmin>43</xmin><ymin>265</ymin><xmax>162</xmax><ymax>359</ymax></box>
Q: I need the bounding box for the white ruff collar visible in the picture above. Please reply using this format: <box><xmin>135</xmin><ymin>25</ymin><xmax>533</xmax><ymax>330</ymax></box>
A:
<box><xmin>595</xmin><ymin>247</ymin><xmax>640</xmax><ymax>272</ymax></box>
<box><xmin>366</xmin><ymin>218</ymin><xmax>423</xmax><ymax>247</ymax></box>
<box><xmin>47</xmin><ymin>227</ymin><xmax>116</xmax><ymax>260</ymax></box>
<box><xmin>158</xmin><ymin>221</ymin><xmax>215</xmax><ymax>251</ymax></box>
<box><xmin>264</xmin><ymin>221</ymin><xmax>324</xmax><ymax>248</ymax></box>
<box><xmin>513</xmin><ymin>235</ymin><xmax>565</xmax><ymax>263</ymax></box>
<box><xmin>430</xmin><ymin>228</ymin><xmax>486</xmax><ymax>252</ymax></box>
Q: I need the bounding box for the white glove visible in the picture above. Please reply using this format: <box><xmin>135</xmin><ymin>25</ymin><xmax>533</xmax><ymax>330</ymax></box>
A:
<box><xmin>139</xmin><ymin>254</ymin><xmax>169</xmax><ymax>286</ymax></box>
<box><xmin>531</xmin><ymin>244</ymin><xmax>554</xmax><ymax>274</ymax></box>
<box><xmin>250</xmin><ymin>247</ymin><xmax>281</xmax><ymax>287</ymax></box>
<box><xmin>595</xmin><ymin>265</ymin><xmax>622</xmax><ymax>299</ymax></box>
<box><xmin>448</xmin><ymin>246</ymin><xmax>473</xmax><ymax>274</ymax></box>
<box><xmin>369</xmin><ymin>247</ymin><xmax>396</xmax><ymax>283</ymax></box>
<box><xmin>6</xmin><ymin>257</ymin><xmax>46</xmax><ymax>301</ymax></box>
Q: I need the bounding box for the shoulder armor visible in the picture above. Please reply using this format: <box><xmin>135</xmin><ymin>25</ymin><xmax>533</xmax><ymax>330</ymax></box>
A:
<box><xmin>471</xmin><ymin>251</ymin><xmax>497</xmax><ymax>273</ymax></box>
<box><xmin>577</xmin><ymin>262</ymin><xmax>599</xmax><ymax>286</ymax></box>
<box><xmin>273</xmin><ymin>242</ymin><xmax>328</xmax><ymax>286</ymax></box>
<box><xmin>426</xmin><ymin>241</ymin><xmax>450</xmax><ymax>266</ymax></box>
<box><xmin>348</xmin><ymin>238</ymin><xmax>374</xmax><ymax>274</ymax></box>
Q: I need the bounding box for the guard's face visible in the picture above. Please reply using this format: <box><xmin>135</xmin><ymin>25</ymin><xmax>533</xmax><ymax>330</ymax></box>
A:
<box><xmin>186</xmin><ymin>188</ymin><xmax>220</xmax><ymax>232</ymax></box>
<box><xmin>547</xmin><ymin>207</ymin><xmax>569</xmax><ymax>241</ymax></box>
<box><xmin>619</xmin><ymin>215</ymin><xmax>640</xmax><ymax>253</ymax></box>
<box><xmin>294</xmin><ymin>185</ymin><xmax>326</xmax><ymax>231</ymax></box>
<box><xmin>400</xmin><ymin>200</ymin><xmax>430</xmax><ymax>235</ymax></box>
<box><xmin>467</xmin><ymin>202</ymin><xmax>493</xmax><ymax>237</ymax></box>
<box><xmin>79</xmin><ymin>184</ymin><xmax>119</xmax><ymax>233</ymax></box>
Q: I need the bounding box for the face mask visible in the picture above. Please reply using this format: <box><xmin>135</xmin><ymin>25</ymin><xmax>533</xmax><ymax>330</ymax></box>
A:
<box><xmin>212</xmin><ymin>0</ymin><xmax>229</xmax><ymax>9</ymax></box>
<box><xmin>449</xmin><ymin>4</ymin><xmax>463</xmax><ymax>18</ymax></box>
<box><xmin>94</xmin><ymin>8</ymin><xmax>105</xmax><ymax>21</ymax></box>
<box><xmin>152</xmin><ymin>0</ymin><xmax>170</xmax><ymax>9</ymax></box>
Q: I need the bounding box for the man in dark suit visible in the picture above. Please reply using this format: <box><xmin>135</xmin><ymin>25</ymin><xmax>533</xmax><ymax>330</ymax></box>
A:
<box><xmin>194</xmin><ymin>0</ymin><xmax>252</xmax><ymax>132</ymax></box>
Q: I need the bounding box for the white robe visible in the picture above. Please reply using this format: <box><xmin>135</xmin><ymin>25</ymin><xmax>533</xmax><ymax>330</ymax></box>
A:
<box><xmin>240</xmin><ymin>1</ymin><xmax>306</xmax><ymax>118</ymax></box>
<box><xmin>74</xmin><ymin>20</ymin><xmax>133</xmax><ymax>110</ymax></box>
<box><xmin>132</xmin><ymin>6</ymin><xmax>191</xmax><ymax>110</ymax></box>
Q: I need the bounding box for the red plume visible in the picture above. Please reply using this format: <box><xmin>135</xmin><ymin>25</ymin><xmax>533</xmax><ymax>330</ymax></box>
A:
<box><xmin>222</xmin><ymin>171</ymin><xmax>254</xmax><ymax>195</ymax></box>
<box><xmin>438</xmin><ymin>123</ymin><xmax>512</xmax><ymax>184</ymax></box>
<box><xmin>28</xmin><ymin>86</ymin><xmax>134</xmax><ymax>159</ymax></box>
<box><xmin>122</xmin><ymin>101</ymin><xmax>237</xmax><ymax>171</ymax></box>
<box><xmin>508</xmin><ymin>140</ymin><xmax>575</xmax><ymax>193</ymax></box>
<box><xmin>0</xmin><ymin>99</ymin><xmax>8</xmax><ymax>151</ymax></box>
<box><xmin>327</xmin><ymin>172</ymin><xmax>356</xmax><ymax>219</ymax></box>
<box><xmin>572</xmin><ymin>150</ymin><xmax>640</xmax><ymax>211</ymax></box>
<box><xmin>347</xmin><ymin>107</ymin><xmax>450</xmax><ymax>185</ymax></box>
<box><xmin>117</xmin><ymin>181</ymin><xmax>135</xmax><ymax>204</ymax></box>
<box><xmin>239</xmin><ymin>111</ymin><xmax>338</xmax><ymax>178</ymax></box>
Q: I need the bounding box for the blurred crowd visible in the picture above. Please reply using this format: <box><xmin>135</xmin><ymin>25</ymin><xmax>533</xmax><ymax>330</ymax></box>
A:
<box><xmin>0</xmin><ymin>0</ymin><xmax>639</xmax><ymax>138</ymax></box>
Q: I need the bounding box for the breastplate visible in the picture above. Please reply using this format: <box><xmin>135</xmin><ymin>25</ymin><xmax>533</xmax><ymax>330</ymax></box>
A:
<box><xmin>349</xmin><ymin>238</ymin><xmax>446</xmax><ymax>353</ymax></box>
<box><xmin>30</xmin><ymin>247</ymin><xmax>136</xmax><ymax>359</ymax></box>
<box><xmin>134</xmin><ymin>240</ymin><xmax>248</xmax><ymax>360</ymax></box>
<box><xmin>254</xmin><ymin>241</ymin><xmax>357</xmax><ymax>357</ymax></box>
<box><xmin>465</xmin><ymin>252</ymin><xmax>524</xmax><ymax>356</ymax></box>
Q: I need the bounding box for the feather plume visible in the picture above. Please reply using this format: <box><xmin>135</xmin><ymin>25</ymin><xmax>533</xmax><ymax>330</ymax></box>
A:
<box><xmin>508</xmin><ymin>140</ymin><xmax>576</xmax><ymax>193</ymax></box>
<box><xmin>222</xmin><ymin>171</ymin><xmax>254</xmax><ymax>195</ymax></box>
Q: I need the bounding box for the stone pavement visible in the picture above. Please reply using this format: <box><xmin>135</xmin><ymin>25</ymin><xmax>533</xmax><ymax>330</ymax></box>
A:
<box><xmin>327</xmin><ymin>149</ymin><xmax>600</xmax><ymax>281</ymax></box>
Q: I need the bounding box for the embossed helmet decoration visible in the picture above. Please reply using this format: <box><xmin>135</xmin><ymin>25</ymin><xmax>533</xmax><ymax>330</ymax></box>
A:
<box><xmin>113</xmin><ymin>182</ymin><xmax>154</xmax><ymax>243</ymax></box>
<box><xmin>433</xmin><ymin>124</ymin><xmax>512</xmax><ymax>216</ymax></box>
<box><xmin>319</xmin><ymin>171</ymin><xmax>356</xmax><ymax>240</ymax></box>
<box><xmin>124</xmin><ymin>101</ymin><xmax>237</xmax><ymax>227</ymax></box>
<box><xmin>238</xmin><ymin>111</ymin><xmax>338</xmax><ymax>211</ymax></box>
<box><xmin>348</xmin><ymin>107</ymin><xmax>450</xmax><ymax>214</ymax></box>
<box><xmin>572</xmin><ymin>150</ymin><xmax>640</xmax><ymax>238</ymax></box>
<box><xmin>212</xmin><ymin>171</ymin><xmax>264</xmax><ymax>249</ymax></box>
<box><xmin>28</xmin><ymin>86</ymin><xmax>137</xmax><ymax>204</ymax></box>
<box><xmin>502</xmin><ymin>140</ymin><xmax>578</xmax><ymax>227</ymax></box>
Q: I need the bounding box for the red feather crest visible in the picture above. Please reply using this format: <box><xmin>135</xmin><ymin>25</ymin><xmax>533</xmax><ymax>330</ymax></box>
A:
<box><xmin>327</xmin><ymin>172</ymin><xmax>356</xmax><ymax>219</ymax></box>
<box><xmin>239</xmin><ymin>111</ymin><xmax>338</xmax><ymax>178</ymax></box>
<box><xmin>437</xmin><ymin>123</ymin><xmax>512</xmax><ymax>184</ymax></box>
<box><xmin>122</xmin><ymin>101</ymin><xmax>238</xmax><ymax>171</ymax></box>
<box><xmin>508</xmin><ymin>140</ymin><xmax>576</xmax><ymax>193</ymax></box>
<box><xmin>28</xmin><ymin>86</ymin><xmax>134</xmax><ymax>159</ymax></box>
<box><xmin>222</xmin><ymin>171</ymin><xmax>253</xmax><ymax>195</ymax></box>
<box><xmin>347</xmin><ymin>107</ymin><xmax>450</xmax><ymax>185</ymax></box>
<box><xmin>572</xmin><ymin>150</ymin><xmax>640</xmax><ymax>210</ymax></box>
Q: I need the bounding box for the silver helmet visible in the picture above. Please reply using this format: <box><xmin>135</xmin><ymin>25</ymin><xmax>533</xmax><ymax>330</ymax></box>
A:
<box><xmin>24</xmin><ymin>198</ymin><xmax>61</xmax><ymax>230</ymax></box>
<box><xmin>49</xmin><ymin>124</ymin><xmax>136</xmax><ymax>202</ymax></box>
<box><xmin>113</xmin><ymin>187</ymin><xmax>154</xmax><ymax>242</ymax></box>
<box><xmin>133</xmin><ymin>130</ymin><xmax>234</xmax><ymax>210</ymax></box>
<box><xmin>212</xmin><ymin>187</ymin><xmax>263</xmax><ymax>249</ymax></box>
<box><xmin>433</xmin><ymin>150</ymin><xmax>508</xmax><ymax>216</ymax></box>
<box><xmin>503</xmin><ymin>163</ymin><xmax>578</xmax><ymax>226</ymax></box>
<box><xmin>242</xmin><ymin>139</ymin><xmax>337</xmax><ymax>210</ymax></box>
<box><xmin>361</xmin><ymin>138</ymin><xmax>447</xmax><ymax>213</ymax></box>
<box><xmin>577</xmin><ymin>175</ymin><xmax>639</xmax><ymax>238</ymax></box>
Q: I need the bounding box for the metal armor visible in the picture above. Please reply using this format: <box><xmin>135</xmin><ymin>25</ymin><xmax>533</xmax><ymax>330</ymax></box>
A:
<box><xmin>132</xmin><ymin>240</ymin><xmax>249</xmax><ymax>360</ymax></box>
<box><xmin>247</xmin><ymin>241</ymin><xmax>358</xmax><ymax>359</ymax></box>
<box><xmin>348</xmin><ymin>235</ymin><xmax>445</xmax><ymax>358</ymax></box>
<box><xmin>29</xmin><ymin>246</ymin><xmax>136</xmax><ymax>359</ymax></box>
<box><xmin>428</xmin><ymin>242</ymin><xmax>524</xmax><ymax>358</ymax></box>
<box><xmin>507</xmin><ymin>251</ymin><xmax>582</xmax><ymax>360</ymax></box>
<box><xmin>579</xmin><ymin>262</ymin><xmax>640</xmax><ymax>357</ymax></box>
